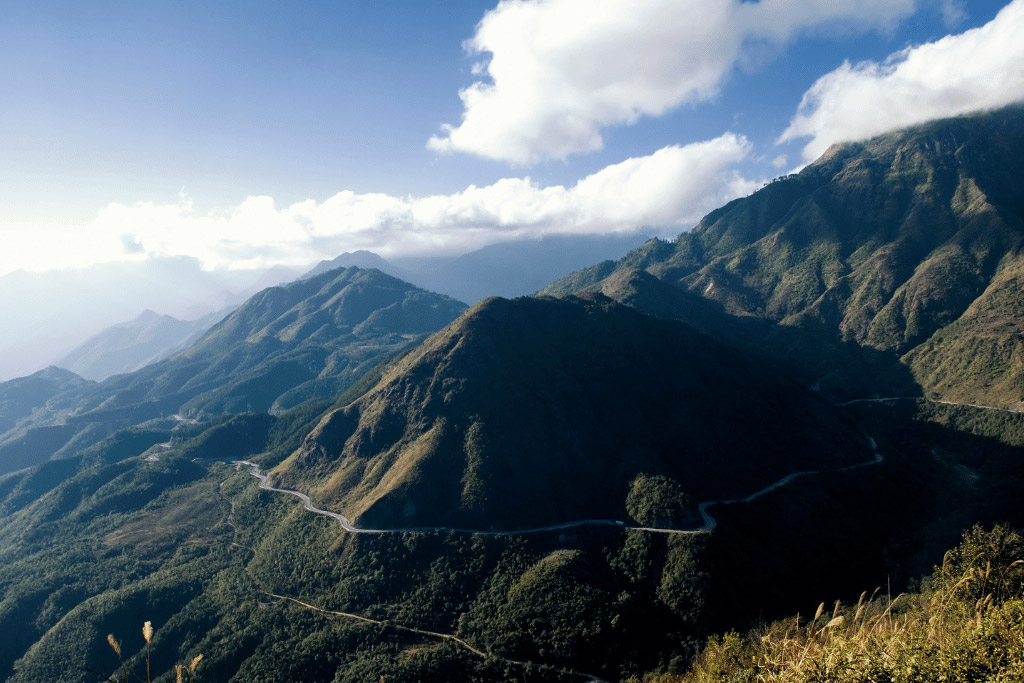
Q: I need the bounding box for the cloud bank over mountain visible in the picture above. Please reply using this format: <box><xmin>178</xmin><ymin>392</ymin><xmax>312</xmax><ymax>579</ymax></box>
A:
<box><xmin>10</xmin><ymin>134</ymin><xmax>755</xmax><ymax>276</ymax></box>
<box><xmin>781</xmin><ymin>0</ymin><xmax>1024</xmax><ymax>160</ymax></box>
<box><xmin>427</xmin><ymin>0</ymin><xmax>917</xmax><ymax>163</ymax></box>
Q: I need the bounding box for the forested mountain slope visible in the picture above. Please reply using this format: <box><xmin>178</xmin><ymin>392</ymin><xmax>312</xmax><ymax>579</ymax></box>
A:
<box><xmin>0</xmin><ymin>268</ymin><xmax>466</xmax><ymax>475</ymax></box>
<box><xmin>2</xmin><ymin>108</ymin><xmax>1024</xmax><ymax>683</ymax></box>
<box><xmin>543</xmin><ymin>105</ymin><xmax>1024</xmax><ymax>408</ymax></box>
<box><xmin>277</xmin><ymin>294</ymin><xmax>868</xmax><ymax>530</ymax></box>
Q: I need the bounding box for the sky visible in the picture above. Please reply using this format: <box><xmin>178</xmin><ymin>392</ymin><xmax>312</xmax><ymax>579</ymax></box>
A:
<box><xmin>1</xmin><ymin>0</ymin><xmax>1021</xmax><ymax>277</ymax></box>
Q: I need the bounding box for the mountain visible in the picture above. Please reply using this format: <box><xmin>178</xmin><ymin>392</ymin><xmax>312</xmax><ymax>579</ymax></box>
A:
<box><xmin>301</xmin><ymin>250</ymin><xmax>397</xmax><ymax>280</ymax></box>
<box><xmin>57</xmin><ymin>307</ymin><xmax>235</xmax><ymax>381</ymax></box>
<box><xmin>543</xmin><ymin>105</ymin><xmax>1024</xmax><ymax>408</ymax></box>
<box><xmin>588</xmin><ymin>267</ymin><xmax>920</xmax><ymax>400</ymax></box>
<box><xmin>0</xmin><ymin>366</ymin><xmax>91</xmax><ymax>439</ymax></box>
<box><xmin>277</xmin><ymin>294</ymin><xmax>868</xmax><ymax>530</ymax></box>
<box><xmin>163</xmin><ymin>266</ymin><xmax>467</xmax><ymax>414</ymax></box>
<box><xmin>0</xmin><ymin>267</ymin><xmax>466</xmax><ymax>475</ymax></box>
<box><xmin>0</xmin><ymin>257</ymin><xmax>301</xmax><ymax>381</ymax></box>
<box><xmin>4</xmin><ymin>108</ymin><xmax>1024</xmax><ymax>682</ymax></box>
<box><xmin>393</xmin><ymin>233</ymin><xmax>655</xmax><ymax>304</ymax></box>
<box><xmin>300</xmin><ymin>233</ymin><xmax>654</xmax><ymax>305</ymax></box>
<box><xmin>1</xmin><ymin>305</ymin><xmax>1021</xmax><ymax>682</ymax></box>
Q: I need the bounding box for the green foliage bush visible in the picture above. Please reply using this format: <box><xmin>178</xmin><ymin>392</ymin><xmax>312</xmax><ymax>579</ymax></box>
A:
<box><xmin>626</xmin><ymin>474</ymin><xmax>697</xmax><ymax>528</ymax></box>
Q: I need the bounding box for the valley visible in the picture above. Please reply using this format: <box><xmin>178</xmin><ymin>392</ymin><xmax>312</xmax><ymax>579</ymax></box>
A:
<box><xmin>1</xmin><ymin>106</ymin><xmax>1024</xmax><ymax>682</ymax></box>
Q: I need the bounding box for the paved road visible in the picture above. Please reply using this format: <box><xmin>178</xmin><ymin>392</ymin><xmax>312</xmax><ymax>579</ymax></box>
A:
<box><xmin>222</xmin><ymin>472</ymin><xmax>609</xmax><ymax>682</ymax></box>
<box><xmin>843</xmin><ymin>396</ymin><xmax>1021</xmax><ymax>414</ymax></box>
<box><xmin>232</xmin><ymin>436</ymin><xmax>880</xmax><ymax>679</ymax></box>
<box><xmin>237</xmin><ymin>432</ymin><xmax>883</xmax><ymax>538</ymax></box>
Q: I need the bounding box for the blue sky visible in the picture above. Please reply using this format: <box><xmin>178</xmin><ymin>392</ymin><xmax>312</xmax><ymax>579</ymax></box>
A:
<box><xmin>0</xmin><ymin>0</ymin><xmax>1020</xmax><ymax>276</ymax></box>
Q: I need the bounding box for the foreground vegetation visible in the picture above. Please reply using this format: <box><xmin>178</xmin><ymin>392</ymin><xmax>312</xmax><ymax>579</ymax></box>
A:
<box><xmin>0</xmin><ymin>391</ymin><xmax>1021</xmax><ymax>681</ymax></box>
<box><xmin>644</xmin><ymin>524</ymin><xmax>1024</xmax><ymax>682</ymax></box>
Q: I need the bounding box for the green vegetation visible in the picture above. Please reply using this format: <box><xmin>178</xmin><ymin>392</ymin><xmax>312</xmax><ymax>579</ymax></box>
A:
<box><xmin>643</xmin><ymin>524</ymin><xmax>1024</xmax><ymax>683</ymax></box>
<box><xmin>1</xmin><ymin>365</ymin><xmax>1023</xmax><ymax>681</ymax></box>
<box><xmin>282</xmin><ymin>294</ymin><xmax>868</xmax><ymax>531</ymax></box>
<box><xmin>543</xmin><ymin>104</ymin><xmax>1024</xmax><ymax>408</ymax></box>
<box><xmin>3</xmin><ymin>110</ymin><xmax>1024</xmax><ymax>681</ymax></box>
<box><xmin>626</xmin><ymin>474</ymin><xmax>698</xmax><ymax>528</ymax></box>
<box><xmin>0</xmin><ymin>267</ymin><xmax>465</xmax><ymax>475</ymax></box>
<box><xmin>0</xmin><ymin>366</ymin><xmax>91</xmax><ymax>439</ymax></box>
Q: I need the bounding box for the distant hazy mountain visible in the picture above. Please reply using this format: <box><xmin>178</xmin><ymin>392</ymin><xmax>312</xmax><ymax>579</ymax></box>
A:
<box><xmin>301</xmin><ymin>250</ymin><xmax>398</xmax><ymax>280</ymax></box>
<box><xmin>399</xmin><ymin>233</ymin><xmax>655</xmax><ymax>303</ymax></box>
<box><xmin>281</xmin><ymin>294</ymin><xmax>867</xmax><ymax>530</ymax></box>
<box><xmin>301</xmin><ymin>233</ymin><xmax>653</xmax><ymax>305</ymax></box>
<box><xmin>0</xmin><ymin>257</ymin><xmax>302</xmax><ymax>381</ymax></box>
<box><xmin>57</xmin><ymin>307</ymin><xmax>235</xmax><ymax>381</ymax></box>
<box><xmin>544</xmin><ymin>105</ymin><xmax>1024</xmax><ymax>408</ymax></box>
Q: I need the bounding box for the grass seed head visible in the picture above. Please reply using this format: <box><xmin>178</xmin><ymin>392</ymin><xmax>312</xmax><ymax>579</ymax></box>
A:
<box><xmin>107</xmin><ymin>634</ymin><xmax>121</xmax><ymax>657</ymax></box>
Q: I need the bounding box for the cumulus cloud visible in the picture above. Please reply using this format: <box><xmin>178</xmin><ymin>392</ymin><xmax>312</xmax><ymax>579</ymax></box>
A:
<box><xmin>6</xmin><ymin>135</ymin><xmax>754</xmax><ymax>276</ymax></box>
<box><xmin>780</xmin><ymin>0</ymin><xmax>1024</xmax><ymax>161</ymax></box>
<box><xmin>427</xmin><ymin>0</ymin><xmax>916</xmax><ymax>164</ymax></box>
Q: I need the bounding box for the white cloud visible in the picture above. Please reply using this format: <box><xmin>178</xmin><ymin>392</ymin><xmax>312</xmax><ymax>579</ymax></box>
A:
<box><xmin>780</xmin><ymin>0</ymin><xmax>1024</xmax><ymax>161</ymax></box>
<box><xmin>939</xmin><ymin>0</ymin><xmax>966</xmax><ymax>27</ymax></box>
<box><xmin>427</xmin><ymin>0</ymin><xmax>916</xmax><ymax>164</ymax></box>
<box><xmin>3</xmin><ymin>135</ymin><xmax>755</xmax><ymax>277</ymax></box>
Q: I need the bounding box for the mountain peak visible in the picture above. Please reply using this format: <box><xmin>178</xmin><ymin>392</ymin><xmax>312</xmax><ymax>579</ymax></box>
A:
<box><xmin>541</xmin><ymin>104</ymin><xmax>1024</xmax><ymax>407</ymax></box>
<box><xmin>301</xmin><ymin>251</ymin><xmax>394</xmax><ymax>281</ymax></box>
<box><xmin>281</xmin><ymin>294</ymin><xmax>867</xmax><ymax>531</ymax></box>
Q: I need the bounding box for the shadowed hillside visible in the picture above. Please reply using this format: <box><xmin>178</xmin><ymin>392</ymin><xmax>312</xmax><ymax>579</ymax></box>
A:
<box><xmin>279</xmin><ymin>294</ymin><xmax>869</xmax><ymax>530</ymax></box>
<box><xmin>543</xmin><ymin>105</ymin><xmax>1024</xmax><ymax>408</ymax></box>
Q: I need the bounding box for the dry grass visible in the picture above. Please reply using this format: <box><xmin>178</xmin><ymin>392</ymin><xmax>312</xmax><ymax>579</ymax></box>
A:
<box><xmin>92</xmin><ymin>621</ymin><xmax>203</xmax><ymax>683</ymax></box>
<box><xmin>642</xmin><ymin>524</ymin><xmax>1024</xmax><ymax>683</ymax></box>
<box><xmin>102</xmin><ymin>484</ymin><xmax>222</xmax><ymax>550</ymax></box>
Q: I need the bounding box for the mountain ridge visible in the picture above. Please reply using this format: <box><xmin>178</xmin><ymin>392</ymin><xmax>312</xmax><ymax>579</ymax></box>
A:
<box><xmin>277</xmin><ymin>294</ymin><xmax>868</xmax><ymax>531</ymax></box>
<box><xmin>0</xmin><ymin>267</ymin><xmax>467</xmax><ymax>475</ymax></box>
<box><xmin>57</xmin><ymin>307</ymin><xmax>235</xmax><ymax>381</ymax></box>
<box><xmin>542</xmin><ymin>104</ymin><xmax>1024</xmax><ymax>408</ymax></box>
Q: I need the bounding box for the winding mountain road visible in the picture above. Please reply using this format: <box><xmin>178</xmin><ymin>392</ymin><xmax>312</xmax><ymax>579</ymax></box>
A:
<box><xmin>255</xmin><ymin>592</ymin><xmax>606</xmax><ymax>682</ymax></box>
<box><xmin>236</xmin><ymin>433</ymin><xmax>883</xmax><ymax>537</ymax></box>
<box><xmin>843</xmin><ymin>396</ymin><xmax>1021</xmax><ymax>414</ymax></box>
<box><xmin>220</xmin><ymin>475</ymin><xmax>608</xmax><ymax>682</ymax></box>
<box><xmin>228</xmin><ymin>435</ymin><xmax>884</xmax><ymax>682</ymax></box>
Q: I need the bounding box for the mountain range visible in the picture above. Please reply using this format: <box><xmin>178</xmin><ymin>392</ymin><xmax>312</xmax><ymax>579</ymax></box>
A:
<box><xmin>0</xmin><ymin>258</ymin><xmax>301</xmax><ymax>381</ymax></box>
<box><xmin>544</xmin><ymin>105</ymin><xmax>1024</xmax><ymax>409</ymax></box>
<box><xmin>279</xmin><ymin>293</ymin><xmax>866</xmax><ymax>530</ymax></box>
<box><xmin>305</xmin><ymin>232</ymin><xmax>654</xmax><ymax>304</ymax></box>
<box><xmin>1</xmin><ymin>106</ymin><xmax>1023</xmax><ymax>682</ymax></box>
<box><xmin>2</xmin><ymin>233</ymin><xmax>649</xmax><ymax>384</ymax></box>
<box><xmin>0</xmin><ymin>267</ymin><xmax>465</xmax><ymax>476</ymax></box>
<box><xmin>57</xmin><ymin>307</ymin><xmax>236</xmax><ymax>382</ymax></box>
